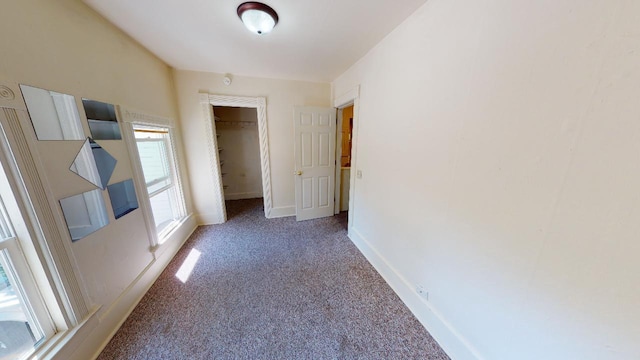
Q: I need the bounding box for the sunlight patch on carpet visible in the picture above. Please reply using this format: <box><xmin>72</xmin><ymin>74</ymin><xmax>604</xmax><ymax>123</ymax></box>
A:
<box><xmin>175</xmin><ymin>249</ymin><xmax>201</xmax><ymax>283</ymax></box>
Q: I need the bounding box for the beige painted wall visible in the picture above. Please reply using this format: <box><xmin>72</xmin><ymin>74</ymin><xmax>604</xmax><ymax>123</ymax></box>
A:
<box><xmin>0</xmin><ymin>1</ymin><xmax>196</xmax><ymax>359</ymax></box>
<box><xmin>1</xmin><ymin>0</ymin><xmax>177</xmax><ymax>119</ymax></box>
<box><xmin>173</xmin><ymin>70</ymin><xmax>331</xmax><ymax>222</ymax></box>
<box><xmin>334</xmin><ymin>1</ymin><xmax>640</xmax><ymax>359</ymax></box>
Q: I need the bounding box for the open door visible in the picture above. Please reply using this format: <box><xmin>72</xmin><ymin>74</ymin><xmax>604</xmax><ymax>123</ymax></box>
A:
<box><xmin>294</xmin><ymin>106</ymin><xmax>336</xmax><ymax>221</ymax></box>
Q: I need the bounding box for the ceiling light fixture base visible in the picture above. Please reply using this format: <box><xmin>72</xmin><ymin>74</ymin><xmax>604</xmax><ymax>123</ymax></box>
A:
<box><xmin>237</xmin><ymin>2</ymin><xmax>279</xmax><ymax>35</ymax></box>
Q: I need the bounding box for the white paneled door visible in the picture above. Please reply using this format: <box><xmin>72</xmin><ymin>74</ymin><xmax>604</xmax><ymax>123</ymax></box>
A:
<box><xmin>294</xmin><ymin>107</ymin><xmax>336</xmax><ymax>221</ymax></box>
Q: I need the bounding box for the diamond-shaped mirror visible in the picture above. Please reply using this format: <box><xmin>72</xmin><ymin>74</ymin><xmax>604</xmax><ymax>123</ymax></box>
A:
<box><xmin>70</xmin><ymin>138</ymin><xmax>117</xmax><ymax>190</ymax></box>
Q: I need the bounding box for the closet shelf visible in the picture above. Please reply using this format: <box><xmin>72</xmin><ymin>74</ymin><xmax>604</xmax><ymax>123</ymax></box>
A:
<box><xmin>215</xmin><ymin>120</ymin><xmax>257</xmax><ymax>127</ymax></box>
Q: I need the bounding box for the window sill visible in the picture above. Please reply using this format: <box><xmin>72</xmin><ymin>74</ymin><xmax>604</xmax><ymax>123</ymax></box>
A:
<box><xmin>150</xmin><ymin>214</ymin><xmax>194</xmax><ymax>258</ymax></box>
<box><xmin>36</xmin><ymin>305</ymin><xmax>101</xmax><ymax>360</ymax></box>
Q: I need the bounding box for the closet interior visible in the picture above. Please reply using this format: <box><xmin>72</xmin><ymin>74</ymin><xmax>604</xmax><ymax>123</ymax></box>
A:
<box><xmin>214</xmin><ymin>106</ymin><xmax>263</xmax><ymax>201</ymax></box>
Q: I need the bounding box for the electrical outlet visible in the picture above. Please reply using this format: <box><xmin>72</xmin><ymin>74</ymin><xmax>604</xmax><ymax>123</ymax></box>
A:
<box><xmin>356</xmin><ymin>170</ymin><xmax>363</xmax><ymax>179</ymax></box>
<box><xmin>416</xmin><ymin>285</ymin><xmax>429</xmax><ymax>301</ymax></box>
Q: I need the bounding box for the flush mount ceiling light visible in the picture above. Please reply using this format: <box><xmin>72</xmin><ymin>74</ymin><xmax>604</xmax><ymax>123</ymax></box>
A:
<box><xmin>237</xmin><ymin>2</ymin><xmax>279</xmax><ymax>35</ymax></box>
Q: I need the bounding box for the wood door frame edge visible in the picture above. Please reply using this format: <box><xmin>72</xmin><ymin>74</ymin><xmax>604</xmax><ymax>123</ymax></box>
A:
<box><xmin>333</xmin><ymin>85</ymin><xmax>360</xmax><ymax>230</ymax></box>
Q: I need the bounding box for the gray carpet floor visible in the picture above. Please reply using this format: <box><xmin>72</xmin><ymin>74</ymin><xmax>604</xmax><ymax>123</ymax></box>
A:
<box><xmin>97</xmin><ymin>199</ymin><xmax>449</xmax><ymax>360</ymax></box>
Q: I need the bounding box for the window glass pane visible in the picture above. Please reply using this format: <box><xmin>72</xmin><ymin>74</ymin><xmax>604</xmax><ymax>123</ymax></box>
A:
<box><xmin>136</xmin><ymin>139</ymin><xmax>171</xmax><ymax>191</ymax></box>
<box><xmin>149</xmin><ymin>188</ymin><xmax>179</xmax><ymax>234</ymax></box>
<box><xmin>0</xmin><ymin>215</ymin><xmax>11</xmax><ymax>241</ymax></box>
<box><xmin>0</xmin><ymin>252</ymin><xmax>44</xmax><ymax>360</ymax></box>
<box><xmin>0</xmin><ymin>199</ymin><xmax>12</xmax><ymax>241</ymax></box>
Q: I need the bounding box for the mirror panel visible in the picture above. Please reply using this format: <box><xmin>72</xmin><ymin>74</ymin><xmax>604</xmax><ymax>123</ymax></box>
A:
<box><xmin>69</xmin><ymin>138</ymin><xmax>117</xmax><ymax>190</ymax></box>
<box><xmin>107</xmin><ymin>179</ymin><xmax>139</xmax><ymax>219</ymax></box>
<box><xmin>20</xmin><ymin>84</ymin><xmax>85</xmax><ymax>140</ymax></box>
<box><xmin>82</xmin><ymin>99</ymin><xmax>122</xmax><ymax>140</ymax></box>
<box><xmin>59</xmin><ymin>189</ymin><xmax>109</xmax><ymax>241</ymax></box>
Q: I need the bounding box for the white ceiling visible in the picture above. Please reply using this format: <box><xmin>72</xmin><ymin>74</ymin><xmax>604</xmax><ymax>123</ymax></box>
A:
<box><xmin>84</xmin><ymin>0</ymin><xmax>427</xmax><ymax>82</ymax></box>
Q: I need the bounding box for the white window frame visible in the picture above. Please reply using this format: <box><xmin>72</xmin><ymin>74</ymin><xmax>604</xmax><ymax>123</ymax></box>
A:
<box><xmin>119</xmin><ymin>108</ymin><xmax>187</xmax><ymax>250</ymax></box>
<box><xmin>0</xmin><ymin>100</ymin><xmax>90</xmax><ymax>359</ymax></box>
<box><xmin>0</xmin><ymin>145</ymin><xmax>65</xmax><ymax>360</ymax></box>
<box><xmin>0</xmin><ymin>235</ymin><xmax>54</xmax><ymax>358</ymax></box>
<box><xmin>134</xmin><ymin>126</ymin><xmax>183</xmax><ymax>239</ymax></box>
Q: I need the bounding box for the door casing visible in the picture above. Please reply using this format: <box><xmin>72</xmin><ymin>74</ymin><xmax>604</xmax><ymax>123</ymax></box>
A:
<box><xmin>333</xmin><ymin>86</ymin><xmax>360</xmax><ymax>233</ymax></box>
<box><xmin>200</xmin><ymin>93</ymin><xmax>272</xmax><ymax>223</ymax></box>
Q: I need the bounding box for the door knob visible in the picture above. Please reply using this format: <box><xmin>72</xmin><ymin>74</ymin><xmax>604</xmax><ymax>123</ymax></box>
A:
<box><xmin>295</xmin><ymin>170</ymin><xmax>302</xmax><ymax>176</ymax></box>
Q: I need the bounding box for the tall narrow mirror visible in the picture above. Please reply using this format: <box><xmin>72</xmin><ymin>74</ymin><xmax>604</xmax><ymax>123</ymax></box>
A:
<box><xmin>59</xmin><ymin>189</ymin><xmax>109</xmax><ymax>241</ymax></box>
<box><xmin>19</xmin><ymin>84</ymin><xmax>85</xmax><ymax>140</ymax></box>
<box><xmin>82</xmin><ymin>99</ymin><xmax>122</xmax><ymax>140</ymax></box>
<box><xmin>70</xmin><ymin>138</ymin><xmax>117</xmax><ymax>190</ymax></box>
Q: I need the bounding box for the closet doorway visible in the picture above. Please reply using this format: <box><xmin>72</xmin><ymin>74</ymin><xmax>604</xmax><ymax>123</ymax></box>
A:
<box><xmin>200</xmin><ymin>93</ymin><xmax>272</xmax><ymax>224</ymax></box>
<box><xmin>213</xmin><ymin>106</ymin><xmax>263</xmax><ymax>201</ymax></box>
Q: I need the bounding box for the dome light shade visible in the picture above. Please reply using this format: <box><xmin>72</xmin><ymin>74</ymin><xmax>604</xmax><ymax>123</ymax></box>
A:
<box><xmin>237</xmin><ymin>2</ymin><xmax>279</xmax><ymax>35</ymax></box>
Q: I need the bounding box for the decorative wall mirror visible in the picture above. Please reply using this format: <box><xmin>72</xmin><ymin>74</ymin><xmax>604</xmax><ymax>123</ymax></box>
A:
<box><xmin>82</xmin><ymin>99</ymin><xmax>122</xmax><ymax>140</ymax></box>
<box><xmin>59</xmin><ymin>189</ymin><xmax>109</xmax><ymax>241</ymax></box>
<box><xmin>69</xmin><ymin>138</ymin><xmax>117</xmax><ymax>190</ymax></box>
<box><xmin>107</xmin><ymin>179</ymin><xmax>139</xmax><ymax>219</ymax></box>
<box><xmin>19</xmin><ymin>84</ymin><xmax>85</xmax><ymax>140</ymax></box>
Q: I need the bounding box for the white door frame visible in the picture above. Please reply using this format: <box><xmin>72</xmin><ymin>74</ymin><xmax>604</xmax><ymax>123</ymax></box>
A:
<box><xmin>334</xmin><ymin>108</ymin><xmax>343</xmax><ymax>215</ymax></box>
<box><xmin>200</xmin><ymin>93</ymin><xmax>273</xmax><ymax>222</ymax></box>
<box><xmin>333</xmin><ymin>86</ymin><xmax>360</xmax><ymax>232</ymax></box>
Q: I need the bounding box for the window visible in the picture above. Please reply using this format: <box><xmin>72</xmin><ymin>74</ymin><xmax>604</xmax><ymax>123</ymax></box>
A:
<box><xmin>134</xmin><ymin>125</ymin><xmax>185</xmax><ymax>241</ymax></box>
<box><xmin>0</xmin><ymin>187</ymin><xmax>55</xmax><ymax>360</ymax></box>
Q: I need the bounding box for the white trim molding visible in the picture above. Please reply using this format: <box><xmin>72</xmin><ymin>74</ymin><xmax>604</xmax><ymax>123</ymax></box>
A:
<box><xmin>333</xmin><ymin>85</ymin><xmax>360</xmax><ymax>234</ymax></box>
<box><xmin>0</xmin><ymin>105</ymin><xmax>89</xmax><ymax>325</ymax></box>
<box><xmin>199</xmin><ymin>93</ymin><xmax>273</xmax><ymax>221</ymax></box>
<box><xmin>334</xmin><ymin>85</ymin><xmax>360</xmax><ymax>108</ymax></box>
<box><xmin>200</xmin><ymin>98</ymin><xmax>227</xmax><ymax>224</ymax></box>
<box><xmin>121</xmin><ymin>108</ymin><xmax>173</xmax><ymax>128</ymax></box>
<box><xmin>269</xmin><ymin>206</ymin><xmax>295</xmax><ymax>218</ymax></box>
<box><xmin>0</xmin><ymin>82</ymin><xmax>23</xmax><ymax>110</ymax></box>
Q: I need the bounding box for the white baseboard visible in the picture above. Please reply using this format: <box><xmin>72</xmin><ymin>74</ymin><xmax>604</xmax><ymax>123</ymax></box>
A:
<box><xmin>224</xmin><ymin>192</ymin><xmax>263</xmax><ymax>200</ymax></box>
<box><xmin>53</xmin><ymin>215</ymin><xmax>198</xmax><ymax>360</ymax></box>
<box><xmin>348</xmin><ymin>227</ymin><xmax>483</xmax><ymax>360</ymax></box>
<box><xmin>268</xmin><ymin>206</ymin><xmax>295</xmax><ymax>218</ymax></box>
<box><xmin>196</xmin><ymin>212</ymin><xmax>224</xmax><ymax>225</ymax></box>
